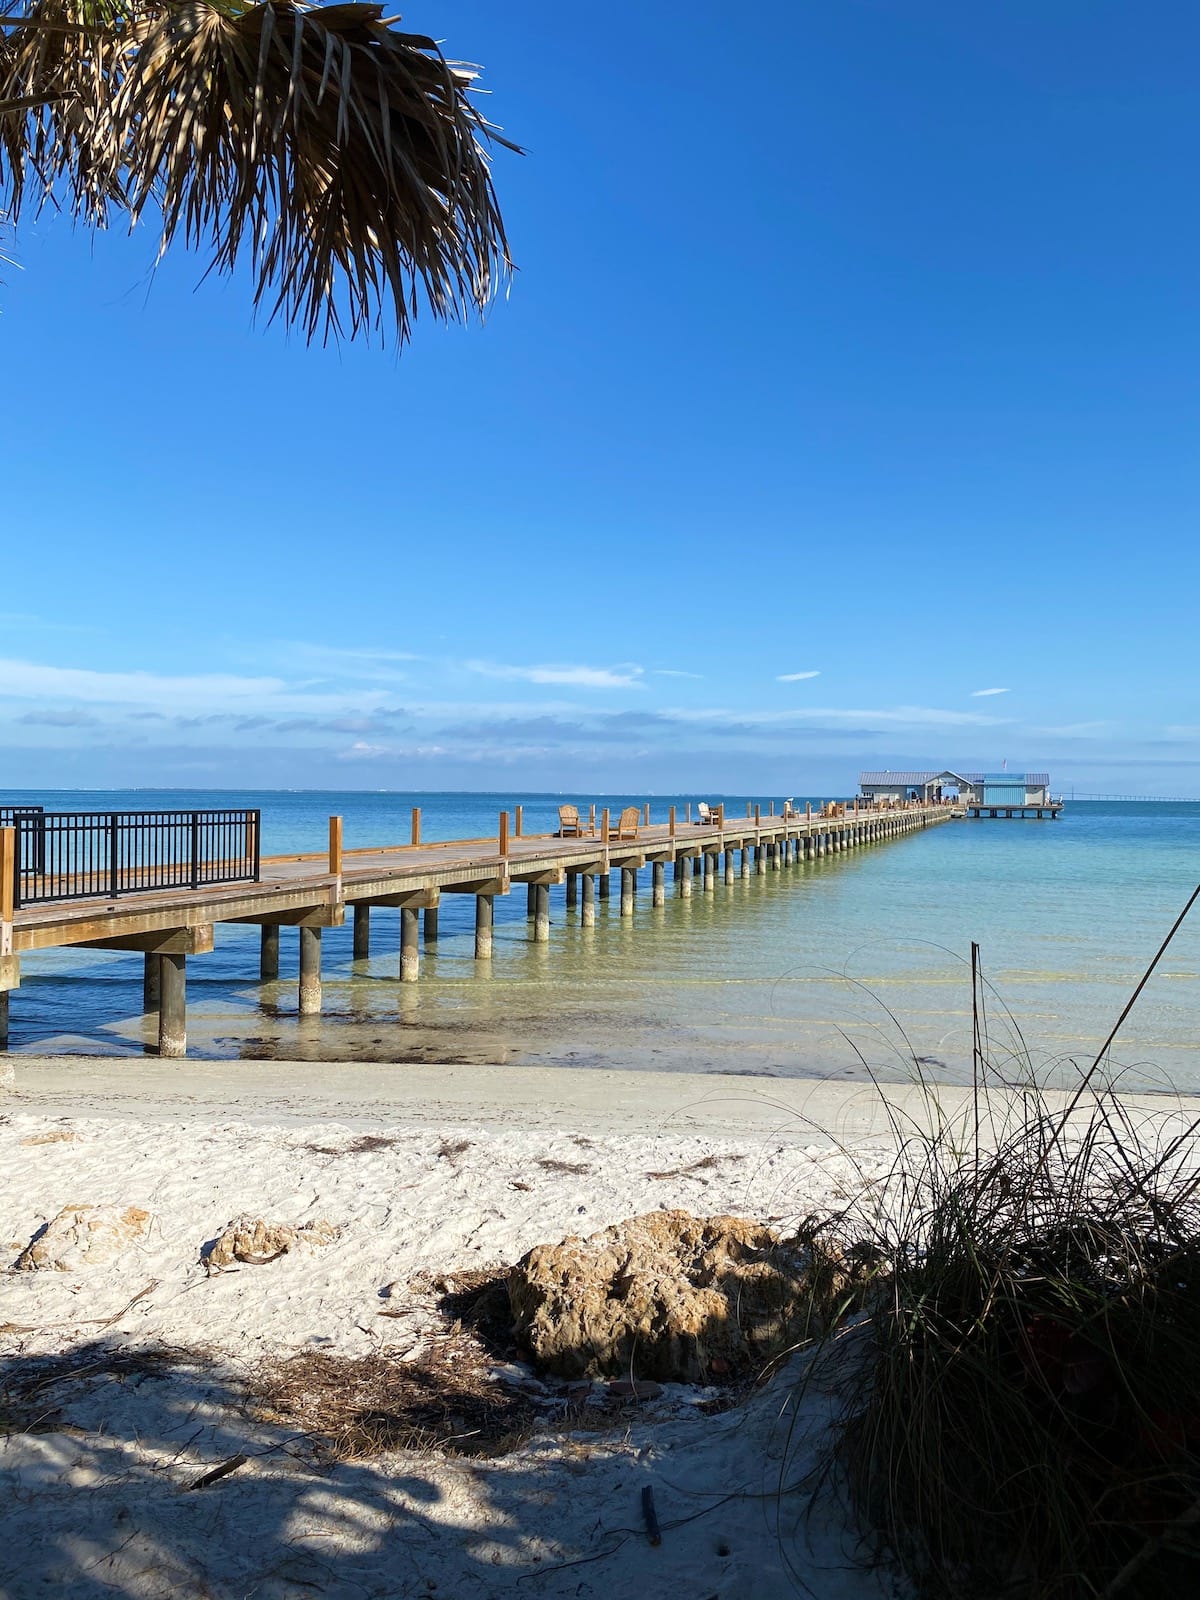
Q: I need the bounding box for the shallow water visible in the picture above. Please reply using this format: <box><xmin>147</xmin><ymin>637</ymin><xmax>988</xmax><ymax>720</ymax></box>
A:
<box><xmin>5</xmin><ymin>790</ymin><xmax>1200</xmax><ymax>1091</ymax></box>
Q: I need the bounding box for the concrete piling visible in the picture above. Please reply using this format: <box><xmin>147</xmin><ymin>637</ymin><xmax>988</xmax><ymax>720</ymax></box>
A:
<box><xmin>400</xmin><ymin>909</ymin><xmax>420</xmax><ymax>982</ymax></box>
<box><xmin>299</xmin><ymin>927</ymin><xmax>322</xmax><ymax>1013</ymax></box>
<box><xmin>474</xmin><ymin>894</ymin><xmax>493</xmax><ymax>960</ymax></box>
<box><xmin>158</xmin><ymin>953</ymin><xmax>187</xmax><ymax>1057</ymax></box>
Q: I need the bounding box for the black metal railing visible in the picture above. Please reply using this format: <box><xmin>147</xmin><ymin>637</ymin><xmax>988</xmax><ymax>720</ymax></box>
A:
<box><xmin>1</xmin><ymin>805</ymin><xmax>47</xmax><ymax>874</ymax></box>
<box><xmin>10</xmin><ymin>809</ymin><xmax>261</xmax><ymax>908</ymax></box>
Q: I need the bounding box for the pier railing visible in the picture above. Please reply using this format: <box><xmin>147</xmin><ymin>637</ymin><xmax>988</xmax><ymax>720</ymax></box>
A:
<box><xmin>9</xmin><ymin>809</ymin><xmax>261</xmax><ymax>908</ymax></box>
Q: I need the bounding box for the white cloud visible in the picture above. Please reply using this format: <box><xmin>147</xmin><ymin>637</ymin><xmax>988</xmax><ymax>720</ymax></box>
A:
<box><xmin>653</xmin><ymin>669</ymin><xmax>703</xmax><ymax>680</ymax></box>
<box><xmin>0</xmin><ymin>657</ymin><xmax>390</xmax><ymax>715</ymax></box>
<box><xmin>970</xmin><ymin>687</ymin><xmax>1010</xmax><ymax>697</ymax></box>
<box><xmin>777</xmin><ymin>671</ymin><xmax>821</xmax><ymax>682</ymax></box>
<box><xmin>1029</xmin><ymin>721</ymin><xmax>1113</xmax><ymax>738</ymax></box>
<box><xmin>670</xmin><ymin>704</ymin><xmax>1007</xmax><ymax>730</ymax></box>
<box><xmin>464</xmin><ymin>660</ymin><xmax>645</xmax><ymax>689</ymax></box>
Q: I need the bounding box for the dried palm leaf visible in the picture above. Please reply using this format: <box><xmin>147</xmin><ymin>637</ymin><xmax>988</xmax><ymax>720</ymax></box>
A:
<box><xmin>0</xmin><ymin>0</ymin><xmax>516</xmax><ymax>342</ymax></box>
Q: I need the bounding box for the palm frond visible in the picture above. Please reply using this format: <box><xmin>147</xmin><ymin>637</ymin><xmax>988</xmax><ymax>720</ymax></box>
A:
<box><xmin>0</xmin><ymin>0</ymin><xmax>517</xmax><ymax>342</ymax></box>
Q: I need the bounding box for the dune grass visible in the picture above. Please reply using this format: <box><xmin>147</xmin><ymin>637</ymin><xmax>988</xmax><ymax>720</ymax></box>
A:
<box><xmin>801</xmin><ymin>897</ymin><xmax>1200</xmax><ymax>1599</ymax></box>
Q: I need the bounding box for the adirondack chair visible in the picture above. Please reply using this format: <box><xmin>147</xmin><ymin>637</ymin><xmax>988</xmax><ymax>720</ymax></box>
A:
<box><xmin>608</xmin><ymin>805</ymin><xmax>640</xmax><ymax>841</ymax></box>
<box><xmin>696</xmin><ymin>802</ymin><xmax>714</xmax><ymax>824</ymax></box>
<box><xmin>557</xmin><ymin>803</ymin><xmax>583</xmax><ymax>837</ymax></box>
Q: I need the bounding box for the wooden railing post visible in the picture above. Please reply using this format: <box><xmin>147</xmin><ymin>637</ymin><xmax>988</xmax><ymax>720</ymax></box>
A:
<box><xmin>1</xmin><ymin>826</ymin><xmax>15</xmax><ymax>932</ymax></box>
<box><xmin>411</xmin><ymin>807</ymin><xmax>421</xmax><ymax>847</ymax></box>
<box><xmin>643</xmin><ymin>803</ymin><xmax>650</xmax><ymax>826</ymax></box>
<box><xmin>329</xmin><ymin>816</ymin><xmax>343</xmax><ymax>877</ymax></box>
<box><xmin>515</xmin><ymin>805</ymin><xmax>523</xmax><ymax>838</ymax></box>
<box><xmin>717</xmin><ymin>803</ymin><xmax>725</xmax><ymax>827</ymax></box>
<box><xmin>686</xmin><ymin>803</ymin><xmax>692</xmax><ymax>823</ymax></box>
<box><xmin>601</xmin><ymin>808</ymin><xmax>610</xmax><ymax>845</ymax></box>
<box><xmin>589</xmin><ymin>803</ymin><xmax>596</xmax><ymax>835</ymax></box>
<box><xmin>754</xmin><ymin>804</ymin><xmax>761</xmax><ymax>824</ymax></box>
<box><xmin>499</xmin><ymin>811</ymin><xmax>509</xmax><ymax>858</ymax></box>
<box><xmin>669</xmin><ymin>806</ymin><xmax>676</xmax><ymax>838</ymax></box>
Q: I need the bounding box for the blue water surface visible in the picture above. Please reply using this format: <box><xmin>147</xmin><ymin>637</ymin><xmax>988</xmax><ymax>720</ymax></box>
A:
<box><xmin>3</xmin><ymin>791</ymin><xmax>1198</xmax><ymax>1091</ymax></box>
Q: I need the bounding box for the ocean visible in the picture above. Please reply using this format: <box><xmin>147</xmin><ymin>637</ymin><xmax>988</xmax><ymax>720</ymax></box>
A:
<box><xmin>4</xmin><ymin>790</ymin><xmax>1200</xmax><ymax>1092</ymax></box>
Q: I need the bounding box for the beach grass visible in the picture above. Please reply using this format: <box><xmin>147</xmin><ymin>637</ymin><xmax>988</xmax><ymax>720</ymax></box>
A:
<box><xmin>799</xmin><ymin>914</ymin><xmax>1200</xmax><ymax>1599</ymax></box>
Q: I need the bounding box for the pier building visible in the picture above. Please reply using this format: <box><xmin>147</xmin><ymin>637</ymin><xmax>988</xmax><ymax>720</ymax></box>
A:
<box><xmin>858</xmin><ymin>771</ymin><xmax>1060</xmax><ymax>817</ymax></box>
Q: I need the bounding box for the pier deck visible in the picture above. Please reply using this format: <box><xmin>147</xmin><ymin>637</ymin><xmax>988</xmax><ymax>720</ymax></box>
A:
<box><xmin>1</xmin><ymin>803</ymin><xmax>954</xmax><ymax>1057</ymax></box>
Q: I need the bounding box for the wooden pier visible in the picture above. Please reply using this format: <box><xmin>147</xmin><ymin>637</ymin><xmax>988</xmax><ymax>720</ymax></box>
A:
<box><xmin>0</xmin><ymin>801</ymin><xmax>955</xmax><ymax>1058</ymax></box>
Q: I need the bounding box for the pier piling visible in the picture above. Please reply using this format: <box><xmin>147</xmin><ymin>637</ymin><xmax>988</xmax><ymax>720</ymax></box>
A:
<box><xmin>260</xmin><ymin>925</ymin><xmax>280</xmax><ymax>980</ymax></box>
<box><xmin>143</xmin><ymin>952</ymin><xmax>160</xmax><ymax>1015</ymax></box>
<box><xmin>158</xmin><ymin>953</ymin><xmax>186</xmax><ymax>1057</ymax></box>
<box><xmin>400</xmin><ymin>908</ymin><xmax>420</xmax><ymax>981</ymax></box>
<box><xmin>474</xmin><ymin>894</ymin><xmax>493</xmax><ymax>960</ymax></box>
<box><xmin>299</xmin><ymin>927</ymin><xmax>322</xmax><ymax>1013</ymax></box>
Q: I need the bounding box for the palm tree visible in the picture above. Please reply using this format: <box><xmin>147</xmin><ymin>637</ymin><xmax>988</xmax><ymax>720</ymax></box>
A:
<box><xmin>0</xmin><ymin>0</ymin><xmax>516</xmax><ymax>342</ymax></box>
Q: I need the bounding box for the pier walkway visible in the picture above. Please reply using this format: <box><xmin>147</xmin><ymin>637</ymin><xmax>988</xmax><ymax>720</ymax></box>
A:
<box><xmin>0</xmin><ymin>802</ymin><xmax>955</xmax><ymax>1057</ymax></box>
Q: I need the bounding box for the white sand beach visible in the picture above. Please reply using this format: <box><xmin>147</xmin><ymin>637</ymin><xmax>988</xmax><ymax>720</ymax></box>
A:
<box><xmin>3</xmin><ymin>1058</ymin><xmax>1197</xmax><ymax>1600</ymax></box>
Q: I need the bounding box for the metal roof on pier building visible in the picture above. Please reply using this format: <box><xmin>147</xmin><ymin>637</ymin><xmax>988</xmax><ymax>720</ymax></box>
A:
<box><xmin>859</xmin><ymin>771</ymin><xmax>1049</xmax><ymax>787</ymax></box>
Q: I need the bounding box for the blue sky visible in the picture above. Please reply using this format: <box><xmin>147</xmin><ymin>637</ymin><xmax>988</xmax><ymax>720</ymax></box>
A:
<box><xmin>2</xmin><ymin>0</ymin><xmax>1198</xmax><ymax>795</ymax></box>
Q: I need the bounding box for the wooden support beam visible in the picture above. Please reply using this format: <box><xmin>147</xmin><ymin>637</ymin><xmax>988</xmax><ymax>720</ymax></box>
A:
<box><xmin>599</xmin><ymin>871</ymin><xmax>611</xmax><ymax>900</ymax></box>
<box><xmin>566</xmin><ymin>872</ymin><xmax>578</xmax><ymax>909</ymax></box>
<box><xmin>353</xmin><ymin>904</ymin><xmax>370</xmax><ymax>960</ymax></box>
<box><xmin>581</xmin><ymin>871</ymin><xmax>596</xmax><ymax>927</ymax></box>
<box><xmin>534</xmin><ymin>882</ymin><xmax>550</xmax><ymax>942</ymax></box>
<box><xmin>229</xmin><ymin>903</ymin><xmax>342</xmax><ymax>929</ymax></box>
<box><xmin>724</xmin><ymin>849</ymin><xmax>735</xmax><ymax>885</ymax></box>
<box><xmin>78</xmin><ymin>925</ymin><xmax>215</xmax><ymax>956</ymax></box>
<box><xmin>350</xmin><ymin>887</ymin><xmax>440</xmax><ymax>910</ymax></box>
<box><xmin>159</xmin><ymin>952</ymin><xmax>187</xmax><ymax>1057</ymax></box>
<box><xmin>0</xmin><ymin>990</ymin><xmax>8</xmax><ymax>1051</ymax></box>
<box><xmin>423</xmin><ymin>906</ymin><xmax>439</xmax><ymax>945</ymax></box>
<box><xmin>438</xmin><ymin>877</ymin><xmax>507</xmax><ymax>897</ymax></box>
<box><xmin>299</xmin><ymin>926</ymin><xmax>322</xmax><ymax>1013</ymax></box>
<box><xmin>526</xmin><ymin>883</ymin><xmax>537</xmax><ymax>919</ymax></box>
<box><xmin>652</xmin><ymin>860</ymin><xmax>665</xmax><ymax>907</ymax></box>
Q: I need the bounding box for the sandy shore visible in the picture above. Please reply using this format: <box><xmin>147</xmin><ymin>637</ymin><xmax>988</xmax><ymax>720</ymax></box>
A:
<box><xmin>3</xmin><ymin>1058</ymin><xmax>1197</xmax><ymax>1599</ymax></box>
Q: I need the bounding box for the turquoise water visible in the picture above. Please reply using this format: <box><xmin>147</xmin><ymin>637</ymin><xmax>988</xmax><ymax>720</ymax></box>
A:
<box><xmin>4</xmin><ymin>791</ymin><xmax>1200</xmax><ymax>1092</ymax></box>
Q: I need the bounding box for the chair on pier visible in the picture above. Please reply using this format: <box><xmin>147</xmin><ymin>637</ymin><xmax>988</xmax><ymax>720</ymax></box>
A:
<box><xmin>557</xmin><ymin>804</ymin><xmax>584</xmax><ymax>837</ymax></box>
<box><xmin>609</xmin><ymin>805</ymin><xmax>640</xmax><ymax>841</ymax></box>
<box><xmin>696</xmin><ymin>802</ymin><xmax>714</xmax><ymax>825</ymax></box>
